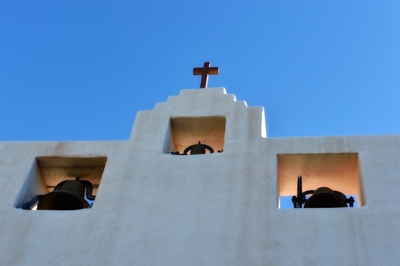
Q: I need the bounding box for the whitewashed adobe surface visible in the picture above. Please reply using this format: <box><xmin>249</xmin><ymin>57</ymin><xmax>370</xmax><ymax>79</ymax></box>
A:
<box><xmin>0</xmin><ymin>88</ymin><xmax>400</xmax><ymax>265</ymax></box>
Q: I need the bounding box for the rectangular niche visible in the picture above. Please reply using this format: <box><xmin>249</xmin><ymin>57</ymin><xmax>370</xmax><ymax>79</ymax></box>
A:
<box><xmin>278</xmin><ymin>153</ymin><xmax>363</xmax><ymax>208</ymax></box>
<box><xmin>14</xmin><ymin>156</ymin><xmax>107</xmax><ymax>210</ymax></box>
<box><xmin>167</xmin><ymin>116</ymin><xmax>226</xmax><ymax>154</ymax></box>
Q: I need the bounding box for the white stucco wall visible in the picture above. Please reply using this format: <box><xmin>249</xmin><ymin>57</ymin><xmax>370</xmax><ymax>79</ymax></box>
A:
<box><xmin>0</xmin><ymin>88</ymin><xmax>399</xmax><ymax>265</ymax></box>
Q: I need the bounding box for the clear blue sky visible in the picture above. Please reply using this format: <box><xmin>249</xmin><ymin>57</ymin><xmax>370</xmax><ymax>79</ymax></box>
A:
<box><xmin>1</xmin><ymin>1</ymin><xmax>399</xmax><ymax>141</ymax></box>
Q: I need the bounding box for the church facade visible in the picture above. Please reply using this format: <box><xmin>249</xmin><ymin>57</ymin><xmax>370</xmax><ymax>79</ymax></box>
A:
<box><xmin>0</xmin><ymin>87</ymin><xmax>399</xmax><ymax>265</ymax></box>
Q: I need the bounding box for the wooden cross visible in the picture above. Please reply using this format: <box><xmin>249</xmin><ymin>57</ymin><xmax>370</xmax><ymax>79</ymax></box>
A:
<box><xmin>193</xmin><ymin>62</ymin><xmax>219</xmax><ymax>89</ymax></box>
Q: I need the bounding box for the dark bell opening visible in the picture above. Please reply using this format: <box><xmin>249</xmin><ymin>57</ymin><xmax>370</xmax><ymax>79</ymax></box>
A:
<box><xmin>41</xmin><ymin>194</ymin><xmax>87</xmax><ymax>210</ymax></box>
<box><xmin>190</xmin><ymin>144</ymin><xmax>206</xmax><ymax>154</ymax></box>
<box><xmin>304</xmin><ymin>194</ymin><xmax>347</xmax><ymax>208</ymax></box>
<box><xmin>37</xmin><ymin>192</ymin><xmax>89</xmax><ymax>210</ymax></box>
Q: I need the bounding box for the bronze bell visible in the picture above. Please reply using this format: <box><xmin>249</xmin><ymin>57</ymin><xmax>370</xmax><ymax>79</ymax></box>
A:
<box><xmin>37</xmin><ymin>180</ymin><xmax>89</xmax><ymax>210</ymax></box>
<box><xmin>190</xmin><ymin>142</ymin><xmax>207</xmax><ymax>154</ymax></box>
<box><xmin>304</xmin><ymin>187</ymin><xmax>348</xmax><ymax>208</ymax></box>
<box><xmin>183</xmin><ymin>141</ymin><xmax>214</xmax><ymax>155</ymax></box>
